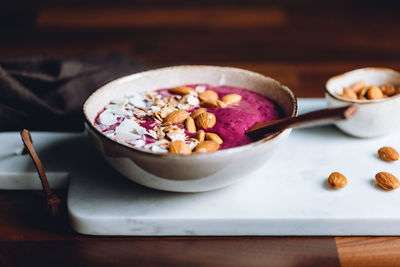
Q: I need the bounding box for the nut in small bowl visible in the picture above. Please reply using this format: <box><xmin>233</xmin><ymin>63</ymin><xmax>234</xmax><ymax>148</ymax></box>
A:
<box><xmin>325</xmin><ymin>67</ymin><xmax>400</xmax><ymax>138</ymax></box>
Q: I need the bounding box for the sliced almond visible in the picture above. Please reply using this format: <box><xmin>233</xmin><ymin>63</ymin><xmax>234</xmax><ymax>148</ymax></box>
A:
<box><xmin>164</xmin><ymin>110</ymin><xmax>189</xmax><ymax>124</ymax></box>
<box><xmin>221</xmin><ymin>94</ymin><xmax>242</xmax><ymax>105</ymax></box>
<box><xmin>199</xmin><ymin>90</ymin><xmax>218</xmax><ymax>102</ymax></box>
<box><xmin>194</xmin><ymin>140</ymin><xmax>220</xmax><ymax>153</ymax></box>
<box><xmin>351</xmin><ymin>80</ymin><xmax>366</xmax><ymax>93</ymax></box>
<box><xmin>169</xmin><ymin>86</ymin><xmax>196</xmax><ymax>95</ymax></box>
<box><xmin>367</xmin><ymin>86</ymin><xmax>383</xmax><ymax>99</ymax></box>
<box><xmin>168</xmin><ymin>95</ymin><xmax>181</xmax><ymax>107</ymax></box>
<box><xmin>191</xmin><ymin>108</ymin><xmax>207</xmax><ymax>119</ymax></box>
<box><xmin>153</xmin><ymin>112</ymin><xmax>163</xmax><ymax>122</ymax></box>
<box><xmin>185</xmin><ymin>117</ymin><xmax>197</xmax><ymax>133</ymax></box>
<box><xmin>169</xmin><ymin>140</ymin><xmax>192</xmax><ymax>155</ymax></box>
<box><xmin>205</xmin><ymin>133</ymin><xmax>223</xmax><ymax>144</ymax></box>
<box><xmin>378</xmin><ymin>146</ymin><xmax>399</xmax><ymax>162</ymax></box>
<box><xmin>196</xmin><ymin>112</ymin><xmax>216</xmax><ymax>129</ymax></box>
<box><xmin>375</xmin><ymin>172</ymin><xmax>400</xmax><ymax>191</ymax></box>
<box><xmin>328</xmin><ymin>172</ymin><xmax>347</xmax><ymax>189</ymax></box>
<box><xmin>196</xmin><ymin>130</ymin><xmax>205</xmax><ymax>142</ymax></box>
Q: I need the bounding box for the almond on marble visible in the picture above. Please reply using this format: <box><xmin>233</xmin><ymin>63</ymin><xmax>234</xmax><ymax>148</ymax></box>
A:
<box><xmin>378</xmin><ymin>146</ymin><xmax>399</xmax><ymax>162</ymax></box>
<box><xmin>328</xmin><ymin>172</ymin><xmax>348</xmax><ymax>189</ymax></box>
<box><xmin>375</xmin><ymin>172</ymin><xmax>400</xmax><ymax>191</ymax></box>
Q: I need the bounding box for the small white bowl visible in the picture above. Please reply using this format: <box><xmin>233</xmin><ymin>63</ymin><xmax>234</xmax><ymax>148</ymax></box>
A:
<box><xmin>83</xmin><ymin>65</ymin><xmax>297</xmax><ymax>192</ymax></box>
<box><xmin>325</xmin><ymin>67</ymin><xmax>400</xmax><ymax>138</ymax></box>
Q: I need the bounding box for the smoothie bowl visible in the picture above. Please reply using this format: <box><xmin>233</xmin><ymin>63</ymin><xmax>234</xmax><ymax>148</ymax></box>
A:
<box><xmin>83</xmin><ymin>66</ymin><xmax>297</xmax><ymax>192</ymax></box>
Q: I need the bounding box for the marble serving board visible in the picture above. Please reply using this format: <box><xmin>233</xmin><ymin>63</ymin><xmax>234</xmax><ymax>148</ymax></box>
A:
<box><xmin>2</xmin><ymin>99</ymin><xmax>400</xmax><ymax>236</ymax></box>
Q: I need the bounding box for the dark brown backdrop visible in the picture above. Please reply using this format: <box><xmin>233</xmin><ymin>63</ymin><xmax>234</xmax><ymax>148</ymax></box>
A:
<box><xmin>1</xmin><ymin>1</ymin><xmax>400</xmax><ymax>266</ymax></box>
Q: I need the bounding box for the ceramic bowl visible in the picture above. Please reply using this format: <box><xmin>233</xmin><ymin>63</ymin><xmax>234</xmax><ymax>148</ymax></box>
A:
<box><xmin>83</xmin><ymin>65</ymin><xmax>297</xmax><ymax>192</ymax></box>
<box><xmin>326</xmin><ymin>67</ymin><xmax>400</xmax><ymax>138</ymax></box>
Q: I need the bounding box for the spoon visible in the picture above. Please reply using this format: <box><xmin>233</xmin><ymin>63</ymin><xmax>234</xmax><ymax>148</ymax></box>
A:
<box><xmin>246</xmin><ymin>104</ymin><xmax>359</xmax><ymax>137</ymax></box>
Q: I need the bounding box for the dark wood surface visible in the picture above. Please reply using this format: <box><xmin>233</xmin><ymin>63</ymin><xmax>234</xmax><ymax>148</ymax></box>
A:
<box><xmin>2</xmin><ymin>1</ymin><xmax>400</xmax><ymax>266</ymax></box>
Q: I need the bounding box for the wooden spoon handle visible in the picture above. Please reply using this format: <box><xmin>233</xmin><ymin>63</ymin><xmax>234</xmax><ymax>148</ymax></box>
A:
<box><xmin>20</xmin><ymin>129</ymin><xmax>61</xmax><ymax>216</ymax></box>
<box><xmin>246</xmin><ymin>104</ymin><xmax>359</xmax><ymax>137</ymax></box>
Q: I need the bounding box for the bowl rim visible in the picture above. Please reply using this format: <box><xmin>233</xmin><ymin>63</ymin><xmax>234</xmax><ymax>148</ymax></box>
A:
<box><xmin>325</xmin><ymin>67</ymin><xmax>400</xmax><ymax>105</ymax></box>
<box><xmin>83</xmin><ymin>65</ymin><xmax>298</xmax><ymax>159</ymax></box>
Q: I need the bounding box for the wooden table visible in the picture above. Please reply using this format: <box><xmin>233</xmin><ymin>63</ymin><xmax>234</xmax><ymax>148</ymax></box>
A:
<box><xmin>2</xmin><ymin>1</ymin><xmax>400</xmax><ymax>266</ymax></box>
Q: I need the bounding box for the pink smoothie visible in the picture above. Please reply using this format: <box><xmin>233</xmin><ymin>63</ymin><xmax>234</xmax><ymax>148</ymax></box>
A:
<box><xmin>156</xmin><ymin>84</ymin><xmax>284</xmax><ymax>149</ymax></box>
<box><xmin>95</xmin><ymin>84</ymin><xmax>284</xmax><ymax>152</ymax></box>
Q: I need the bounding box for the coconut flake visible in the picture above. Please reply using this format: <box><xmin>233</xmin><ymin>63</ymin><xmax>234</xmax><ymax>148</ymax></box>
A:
<box><xmin>99</xmin><ymin>110</ymin><xmax>118</xmax><ymax>126</ymax></box>
<box><xmin>195</xmin><ymin>85</ymin><xmax>206</xmax><ymax>93</ymax></box>
<box><xmin>128</xmin><ymin>93</ymin><xmax>147</xmax><ymax>109</ymax></box>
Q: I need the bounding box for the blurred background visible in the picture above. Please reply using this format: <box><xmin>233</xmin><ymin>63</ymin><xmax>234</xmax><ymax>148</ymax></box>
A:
<box><xmin>1</xmin><ymin>0</ymin><xmax>400</xmax><ymax>130</ymax></box>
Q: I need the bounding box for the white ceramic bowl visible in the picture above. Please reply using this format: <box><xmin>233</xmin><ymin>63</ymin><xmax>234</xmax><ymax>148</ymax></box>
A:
<box><xmin>326</xmin><ymin>67</ymin><xmax>400</xmax><ymax>138</ymax></box>
<box><xmin>83</xmin><ymin>65</ymin><xmax>297</xmax><ymax>192</ymax></box>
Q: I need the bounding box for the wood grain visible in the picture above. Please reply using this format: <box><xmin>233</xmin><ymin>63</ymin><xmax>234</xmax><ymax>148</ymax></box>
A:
<box><xmin>37</xmin><ymin>7</ymin><xmax>288</xmax><ymax>29</ymax></box>
<box><xmin>336</xmin><ymin>237</ymin><xmax>400</xmax><ymax>267</ymax></box>
<box><xmin>2</xmin><ymin>0</ymin><xmax>400</xmax><ymax>265</ymax></box>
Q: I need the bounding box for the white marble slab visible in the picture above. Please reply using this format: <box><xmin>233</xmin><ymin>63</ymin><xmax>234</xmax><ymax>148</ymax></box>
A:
<box><xmin>2</xmin><ymin>99</ymin><xmax>400</xmax><ymax>236</ymax></box>
<box><xmin>67</xmin><ymin>99</ymin><xmax>400</xmax><ymax>236</ymax></box>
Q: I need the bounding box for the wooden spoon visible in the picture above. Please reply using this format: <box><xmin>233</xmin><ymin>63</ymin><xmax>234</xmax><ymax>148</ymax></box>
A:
<box><xmin>246</xmin><ymin>104</ymin><xmax>359</xmax><ymax>137</ymax></box>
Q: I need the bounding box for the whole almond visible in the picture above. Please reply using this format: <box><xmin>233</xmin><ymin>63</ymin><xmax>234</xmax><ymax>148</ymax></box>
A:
<box><xmin>200</xmin><ymin>100</ymin><xmax>218</xmax><ymax>108</ymax></box>
<box><xmin>367</xmin><ymin>86</ymin><xmax>383</xmax><ymax>99</ymax></box>
<box><xmin>341</xmin><ymin>87</ymin><xmax>357</xmax><ymax>100</ymax></box>
<box><xmin>196</xmin><ymin>112</ymin><xmax>216</xmax><ymax>129</ymax></box>
<box><xmin>328</xmin><ymin>172</ymin><xmax>348</xmax><ymax>189</ymax></box>
<box><xmin>375</xmin><ymin>172</ymin><xmax>400</xmax><ymax>191</ymax></box>
<box><xmin>194</xmin><ymin>140</ymin><xmax>220</xmax><ymax>153</ymax></box>
<box><xmin>351</xmin><ymin>80</ymin><xmax>366</xmax><ymax>93</ymax></box>
<box><xmin>164</xmin><ymin>110</ymin><xmax>189</xmax><ymax>124</ymax></box>
<box><xmin>205</xmin><ymin>133</ymin><xmax>223</xmax><ymax>144</ymax></box>
<box><xmin>196</xmin><ymin>130</ymin><xmax>205</xmax><ymax>142</ymax></box>
<box><xmin>185</xmin><ymin>117</ymin><xmax>197</xmax><ymax>133</ymax></box>
<box><xmin>358</xmin><ymin>87</ymin><xmax>368</xmax><ymax>100</ymax></box>
<box><xmin>199</xmin><ymin>90</ymin><xmax>218</xmax><ymax>102</ymax></box>
<box><xmin>191</xmin><ymin>108</ymin><xmax>207</xmax><ymax>119</ymax></box>
<box><xmin>169</xmin><ymin>140</ymin><xmax>192</xmax><ymax>155</ymax></box>
<box><xmin>169</xmin><ymin>86</ymin><xmax>196</xmax><ymax>95</ymax></box>
<box><xmin>222</xmin><ymin>94</ymin><xmax>242</xmax><ymax>105</ymax></box>
<box><xmin>380</xmin><ymin>84</ymin><xmax>396</xmax><ymax>96</ymax></box>
<box><xmin>378</xmin><ymin>146</ymin><xmax>399</xmax><ymax>162</ymax></box>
